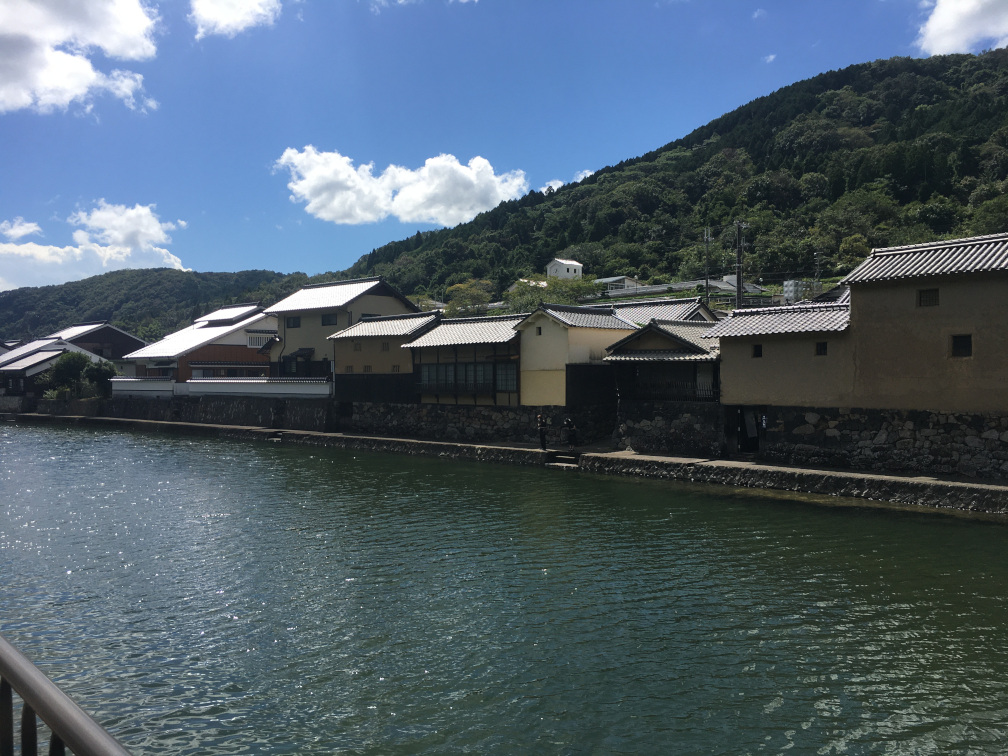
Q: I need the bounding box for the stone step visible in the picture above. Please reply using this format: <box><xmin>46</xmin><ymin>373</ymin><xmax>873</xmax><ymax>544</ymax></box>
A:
<box><xmin>546</xmin><ymin>462</ymin><xmax>580</xmax><ymax>471</ymax></box>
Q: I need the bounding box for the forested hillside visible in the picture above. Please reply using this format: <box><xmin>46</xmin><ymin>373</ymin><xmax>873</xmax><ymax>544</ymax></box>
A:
<box><xmin>347</xmin><ymin>51</ymin><xmax>1008</xmax><ymax>299</ymax></box>
<box><xmin>5</xmin><ymin>51</ymin><xmax>1008</xmax><ymax>339</ymax></box>
<box><xmin>0</xmin><ymin>269</ymin><xmax>311</xmax><ymax>341</ymax></box>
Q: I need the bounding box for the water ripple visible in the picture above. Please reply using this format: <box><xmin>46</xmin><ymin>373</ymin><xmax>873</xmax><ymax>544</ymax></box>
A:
<box><xmin>3</xmin><ymin>425</ymin><xmax>1008</xmax><ymax>753</ymax></box>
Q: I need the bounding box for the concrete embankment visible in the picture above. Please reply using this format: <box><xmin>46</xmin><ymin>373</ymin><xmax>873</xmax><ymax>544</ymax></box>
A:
<box><xmin>9</xmin><ymin>413</ymin><xmax>1008</xmax><ymax>519</ymax></box>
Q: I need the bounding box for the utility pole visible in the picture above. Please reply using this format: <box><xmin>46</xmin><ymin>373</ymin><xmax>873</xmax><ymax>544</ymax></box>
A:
<box><xmin>704</xmin><ymin>226</ymin><xmax>711</xmax><ymax>303</ymax></box>
<box><xmin>735</xmin><ymin>220</ymin><xmax>748</xmax><ymax>309</ymax></box>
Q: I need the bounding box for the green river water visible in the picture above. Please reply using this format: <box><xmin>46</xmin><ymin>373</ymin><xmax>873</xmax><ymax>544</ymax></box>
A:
<box><xmin>2</xmin><ymin>424</ymin><xmax>1007</xmax><ymax>753</ymax></box>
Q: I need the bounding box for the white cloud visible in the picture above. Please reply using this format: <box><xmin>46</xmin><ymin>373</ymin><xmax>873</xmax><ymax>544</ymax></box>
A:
<box><xmin>190</xmin><ymin>0</ymin><xmax>283</xmax><ymax>39</ymax></box>
<box><xmin>539</xmin><ymin>169</ymin><xmax>595</xmax><ymax>193</ymax></box>
<box><xmin>0</xmin><ymin>202</ymin><xmax>188</xmax><ymax>291</ymax></box>
<box><xmin>917</xmin><ymin>0</ymin><xmax>1008</xmax><ymax>55</ymax></box>
<box><xmin>276</xmin><ymin>146</ymin><xmax>528</xmax><ymax>227</ymax></box>
<box><xmin>764</xmin><ymin>53</ymin><xmax>776</xmax><ymax>63</ymax></box>
<box><xmin>0</xmin><ymin>0</ymin><xmax>158</xmax><ymax>114</ymax></box>
<box><xmin>0</xmin><ymin>217</ymin><xmax>42</xmax><ymax>241</ymax></box>
<box><xmin>753</xmin><ymin>8</ymin><xmax>767</xmax><ymax>20</ymax></box>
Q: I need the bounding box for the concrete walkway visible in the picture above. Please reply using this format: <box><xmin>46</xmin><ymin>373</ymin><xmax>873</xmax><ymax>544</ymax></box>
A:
<box><xmin>8</xmin><ymin>412</ymin><xmax>1008</xmax><ymax>519</ymax></box>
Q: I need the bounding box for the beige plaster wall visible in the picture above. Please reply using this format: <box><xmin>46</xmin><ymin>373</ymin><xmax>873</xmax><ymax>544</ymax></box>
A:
<box><xmin>569</xmin><ymin>326</ymin><xmax>635</xmax><ymax>364</ymax></box>
<box><xmin>518</xmin><ymin>314</ymin><xmax>570</xmax><ymax>371</ymax></box>
<box><xmin>849</xmin><ymin>275</ymin><xmax>1008</xmax><ymax>412</ymax></box>
<box><xmin>333</xmin><ymin>337</ymin><xmax>411</xmax><ymax>374</ymax></box>
<box><xmin>520</xmin><ymin>369</ymin><xmax>566</xmax><ymax>406</ymax></box>
<box><xmin>269</xmin><ymin>295</ymin><xmax>413</xmax><ymax>364</ymax></box>
<box><xmin>719</xmin><ymin>332</ymin><xmax>855</xmax><ymax>407</ymax></box>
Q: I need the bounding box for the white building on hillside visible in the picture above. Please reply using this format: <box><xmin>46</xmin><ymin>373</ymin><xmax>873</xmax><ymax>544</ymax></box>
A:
<box><xmin>546</xmin><ymin>258</ymin><xmax>583</xmax><ymax>280</ymax></box>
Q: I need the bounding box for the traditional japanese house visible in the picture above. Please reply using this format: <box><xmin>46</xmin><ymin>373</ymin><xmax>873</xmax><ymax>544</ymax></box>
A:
<box><xmin>515</xmin><ymin>304</ymin><xmax>637</xmax><ymax>407</ymax></box>
<box><xmin>264</xmin><ymin>277</ymin><xmax>418</xmax><ymax>378</ymax></box>
<box><xmin>605</xmin><ymin>319</ymin><xmax>721</xmax><ymax>402</ymax></box>
<box><xmin>48</xmin><ymin>321</ymin><xmax>146</xmax><ymax>363</ymax></box>
<box><xmin>328</xmin><ymin>311</ymin><xmax>440</xmax><ymax>402</ymax></box>
<box><xmin>702</xmin><ymin>295</ymin><xmax>852</xmax><ymax>452</ymax></box>
<box><xmin>0</xmin><ymin>339</ymin><xmax>102</xmax><ymax>398</ymax></box>
<box><xmin>402</xmin><ymin>314</ymin><xmax>524</xmax><ymax>406</ymax></box>
<box><xmin>841</xmin><ymin>232</ymin><xmax>1008</xmax><ymax>413</ymax></box>
<box><xmin>114</xmin><ymin>304</ymin><xmax>277</xmax><ymax>397</ymax></box>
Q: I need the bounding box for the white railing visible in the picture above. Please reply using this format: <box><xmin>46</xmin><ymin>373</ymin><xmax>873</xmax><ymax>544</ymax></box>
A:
<box><xmin>111</xmin><ymin>377</ymin><xmax>333</xmax><ymax>399</ymax></box>
<box><xmin>110</xmin><ymin>377</ymin><xmax>173</xmax><ymax>398</ymax></box>
<box><xmin>186</xmin><ymin>378</ymin><xmax>332</xmax><ymax>398</ymax></box>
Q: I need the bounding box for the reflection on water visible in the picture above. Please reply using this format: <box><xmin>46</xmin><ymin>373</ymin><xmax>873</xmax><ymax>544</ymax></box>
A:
<box><xmin>2</xmin><ymin>425</ymin><xmax>1008</xmax><ymax>753</ymax></box>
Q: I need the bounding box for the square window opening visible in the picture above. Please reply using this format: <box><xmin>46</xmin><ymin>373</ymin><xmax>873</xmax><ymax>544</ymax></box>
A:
<box><xmin>951</xmin><ymin>334</ymin><xmax>972</xmax><ymax>357</ymax></box>
<box><xmin>752</xmin><ymin>344</ymin><xmax>763</xmax><ymax>358</ymax></box>
<box><xmin>917</xmin><ymin>288</ymin><xmax>940</xmax><ymax>307</ymax></box>
<box><xmin>815</xmin><ymin>341</ymin><xmax>828</xmax><ymax>356</ymax></box>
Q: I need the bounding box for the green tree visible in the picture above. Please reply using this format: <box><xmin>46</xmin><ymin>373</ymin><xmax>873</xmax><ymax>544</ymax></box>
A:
<box><xmin>84</xmin><ymin>360</ymin><xmax>119</xmax><ymax>398</ymax></box>
<box><xmin>50</xmin><ymin>351</ymin><xmax>93</xmax><ymax>397</ymax></box>
<box><xmin>503</xmin><ymin>277</ymin><xmax>603</xmax><ymax>313</ymax></box>
<box><xmin>444</xmin><ymin>279</ymin><xmax>494</xmax><ymax>317</ymax></box>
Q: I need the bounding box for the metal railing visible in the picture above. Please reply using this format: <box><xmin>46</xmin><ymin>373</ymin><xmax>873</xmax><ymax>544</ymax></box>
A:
<box><xmin>0</xmin><ymin>634</ymin><xmax>131</xmax><ymax>756</ymax></box>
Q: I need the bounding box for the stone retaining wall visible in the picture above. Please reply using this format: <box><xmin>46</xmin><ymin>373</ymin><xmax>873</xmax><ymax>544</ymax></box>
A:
<box><xmin>340</xmin><ymin>401</ymin><xmax>615</xmax><ymax>445</ymax></box>
<box><xmin>579</xmin><ymin>453</ymin><xmax>1008</xmax><ymax>514</ymax></box>
<box><xmin>615</xmin><ymin>400</ymin><xmax>725</xmax><ymax>457</ymax></box>
<box><xmin>761</xmin><ymin>406</ymin><xmax>1008</xmax><ymax>481</ymax></box>
<box><xmin>37</xmin><ymin>395</ymin><xmax>617</xmax><ymax>446</ymax></box>
<box><xmin>0</xmin><ymin>396</ymin><xmax>28</xmax><ymax>413</ymax></box>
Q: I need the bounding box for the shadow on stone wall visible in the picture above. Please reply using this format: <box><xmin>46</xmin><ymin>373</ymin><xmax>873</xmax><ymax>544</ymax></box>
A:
<box><xmin>616</xmin><ymin>400</ymin><xmax>726</xmax><ymax>458</ymax></box>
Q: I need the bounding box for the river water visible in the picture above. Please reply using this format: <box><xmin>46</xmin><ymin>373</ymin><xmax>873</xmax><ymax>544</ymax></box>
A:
<box><xmin>2</xmin><ymin>424</ymin><xmax>1008</xmax><ymax>753</ymax></box>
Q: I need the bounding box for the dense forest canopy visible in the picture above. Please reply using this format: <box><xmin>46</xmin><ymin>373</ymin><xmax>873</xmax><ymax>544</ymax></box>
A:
<box><xmin>0</xmin><ymin>269</ymin><xmax>312</xmax><ymax>341</ymax></box>
<box><xmin>4</xmin><ymin>51</ymin><xmax>1008</xmax><ymax>340</ymax></box>
<box><xmin>346</xmin><ymin>51</ymin><xmax>1008</xmax><ymax>299</ymax></box>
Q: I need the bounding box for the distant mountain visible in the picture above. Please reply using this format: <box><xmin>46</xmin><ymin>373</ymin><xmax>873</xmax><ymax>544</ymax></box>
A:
<box><xmin>345</xmin><ymin>50</ymin><xmax>1008</xmax><ymax>300</ymax></box>
<box><xmin>0</xmin><ymin>268</ymin><xmax>312</xmax><ymax>342</ymax></box>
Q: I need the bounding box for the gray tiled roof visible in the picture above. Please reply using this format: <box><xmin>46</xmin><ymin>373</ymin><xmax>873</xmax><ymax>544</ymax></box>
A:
<box><xmin>605</xmin><ymin>319</ymin><xmax>719</xmax><ymax>363</ymax></box>
<box><xmin>703</xmin><ymin>302</ymin><xmax>850</xmax><ymax>339</ymax></box>
<box><xmin>596</xmin><ymin>297</ymin><xmax>714</xmax><ymax>324</ymax></box>
<box><xmin>535</xmin><ymin>305</ymin><xmax>637</xmax><ymax>330</ymax></box>
<box><xmin>404</xmin><ymin>314</ymin><xmax>526</xmax><ymax>348</ymax></box>
<box><xmin>329</xmin><ymin>312</ymin><xmax>439</xmax><ymax>340</ymax></box>
<box><xmin>843</xmin><ymin>232</ymin><xmax>1008</xmax><ymax>284</ymax></box>
<box><xmin>650</xmin><ymin>320</ymin><xmax>720</xmax><ymax>352</ymax></box>
<box><xmin>605</xmin><ymin>351</ymin><xmax>718</xmax><ymax>363</ymax></box>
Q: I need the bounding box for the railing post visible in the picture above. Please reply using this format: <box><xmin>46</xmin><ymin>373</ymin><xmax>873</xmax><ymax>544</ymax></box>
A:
<box><xmin>21</xmin><ymin>701</ymin><xmax>36</xmax><ymax>754</ymax></box>
<box><xmin>1</xmin><ymin>678</ymin><xmax>12</xmax><ymax>756</ymax></box>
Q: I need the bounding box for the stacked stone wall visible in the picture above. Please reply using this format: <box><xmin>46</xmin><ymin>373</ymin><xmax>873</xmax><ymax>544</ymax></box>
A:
<box><xmin>762</xmin><ymin>406</ymin><xmax>1008</xmax><ymax>480</ymax></box>
<box><xmin>341</xmin><ymin>401</ymin><xmax>616</xmax><ymax>445</ymax></box>
<box><xmin>40</xmin><ymin>395</ymin><xmax>616</xmax><ymax>446</ymax></box>
<box><xmin>615</xmin><ymin>400</ymin><xmax>725</xmax><ymax>457</ymax></box>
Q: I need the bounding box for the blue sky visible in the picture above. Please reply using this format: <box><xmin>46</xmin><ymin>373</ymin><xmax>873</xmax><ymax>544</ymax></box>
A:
<box><xmin>2</xmin><ymin>0</ymin><xmax>1007</xmax><ymax>292</ymax></box>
